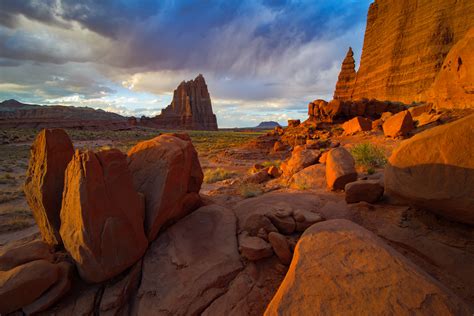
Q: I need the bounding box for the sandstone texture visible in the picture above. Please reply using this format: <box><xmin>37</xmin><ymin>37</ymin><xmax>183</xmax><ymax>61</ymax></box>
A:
<box><xmin>345</xmin><ymin>179</ymin><xmax>384</xmax><ymax>204</ymax></box>
<box><xmin>385</xmin><ymin>114</ymin><xmax>474</xmax><ymax>224</ymax></box>
<box><xmin>265</xmin><ymin>219</ymin><xmax>471</xmax><ymax>315</ymax></box>
<box><xmin>128</xmin><ymin>134</ymin><xmax>203</xmax><ymax>241</ymax></box>
<box><xmin>281</xmin><ymin>146</ymin><xmax>320</xmax><ymax>177</ymax></box>
<box><xmin>60</xmin><ymin>149</ymin><xmax>148</xmax><ymax>283</ymax></box>
<box><xmin>333</xmin><ymin>47</ymin><xmax>356</xmax><ymax>100</ymax></box>
<box><xmin>141</xmin><ymin>74</ymin><xmax>218</xmax><ymax>130</ymax></box>
<box><xmin>0</xmin><ymin>99</ymin><xmax>131</xmax><ymax>130</ymax></box>
<box><xmin>288</xmin><ymin>164</ymin><xmax>326</xmax><ymax>191</ymax></box>
<box><xmin>326</xmin><ymin>147</ymin><xmax>357</xmax><ymax>190</ymax></box>
<box><xmin>136</xmin><ymin>205</ymin><xmax>243</xmax><ymax>316</ymax></box>
<box><xmin>342</xmin><ymin>116</ymin><xmax>372</xmax><ymax>135</ymax></box>
<box><xmin>427</xmin><ymin>28</ymin><xmax>474</xmax><ymax>109</ymax></box>
<box><xmin>0</xmin><ymin>240</ymin><xmax>53</xmax><ymax>271</ymax></box>
<box><xmin>334</xmin><ymin>0</ymin><xmax>474</xmax><ymax>104</ymax></box>
<box><xmin>383</xmin><ymin>110</ymin><xmax>414</xmax><ymax>138</ymax></box>
<box><xmin>24</xmin><ymin>129</ymin><xmax>74</xmax><ymax>246</ymax></box>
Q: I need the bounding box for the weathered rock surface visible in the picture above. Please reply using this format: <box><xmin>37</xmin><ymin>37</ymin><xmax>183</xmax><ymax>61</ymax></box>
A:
<box><xmin>288</xmin><ymin>164</ymin><xmax>326</xmax><ymax>191</ymax></box>
<box><xmin>0</xmin><ymin>260</ymin><xmax>70</xmax><ymax>314</ymax></box>
<box><xmin>385</xmin><ymin>114</ymin><xmax>474</xmax><ymax>224</ymax></box>
<box><xmin>136</xmin><ymin>205</ymin><xmax>243</xmax><ymax>315</ymax></box>
<box><xmin>0</xmin><ymin>99</ymin><xmax>131</xmax><ymax>130</ymax></box>
<box><xmin>345</xmin><ymin>179</ymin><xmax>384</xmax><ymax>204</ymax></box>
<box><xmin>140</xmin><ymin>74</ymin><xmax>218</xmax><ymax>130</ymax></box>
<box><xmin>342</xmin><ymin>116</ymin><xmax>372</xmax><ymax>135</ymax></box>
<box><xmin>293</xmin><ymin>209</ymin><xmax>324</xmax><ymax>232</ymax></box>
<box><xmin>0</xmin><ymin>240</ymin><xmax>53</xmax><ymax>271</ymax></box>
<box><xmin>60</xmin><ymin>149</ymin><xmax>148</xmax><ymax>283</ymax></box>
<box><xmin>268</xmin><ymin>232</ymin><xmax>292</xmax><ymax>265</ymax></box>
<box><xmin>427</xmin><ymin>28</ymin><xmax>474</xmax><ymax>109</ymax></box>
<box><xmin>128</xmin><ymin>134</ymin><xmax>203</xmax><ymax>241</ymax></box>
<box><xmin>265</xmin><ymin>219</ymin><xmax>471</xmax><ymax>316</ymax></box>
<box><xmin>239</xmin><ymin>233</ymin><xmax>273</xmax><ymax>261</ymax></box>
<box><xmin>287</xmin><ymin>119</ymin><xmax>300</xmax><ymax>127</ymax></box>
<box><xmin>336</xmin><ymin>0</ymin><xmax>474</xmax><ymax>104</ymax></box>
<box><xmin>281</xmin><ymin>146</ymin><xmax>320</xmax><ymax>177</ymax></box>
<box><xmin>383</xmin><ymin>110</ymin><xmax>414</xmax><ymax>138</ymax></box>
<box><xmin>333</xmin><ymin>47</ymin><xmax>357</xmax><ymax>100</ymax></box>
<box><xmin>326</xmin><ymin>147</ymin><xmax>357</xmax><ymax>190</ymax></box>
<box><xmin>24</xmin><ymin>129</ymin><xmax>74</xmax><ymax>246</ymax></box>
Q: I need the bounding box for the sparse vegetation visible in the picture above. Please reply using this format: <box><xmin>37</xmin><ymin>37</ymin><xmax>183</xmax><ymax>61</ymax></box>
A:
<box><xmin>350</xmin><ymin>143</ymin><xmax>387</xmax><ymax>171</ymax></box>
<box><xmin>239</xmin><ymin>183</ymin><xmax>263</xmax><ymax>198</ymax></box>
<box><xmin>261</xmin><ymin>160</ymin><xmax>281</xmax><ymax>168</ymax></box>
<box><xmin>203</xmin><ymin>168</ymin><xmax>237</xmax><ymax>183</ymax></box>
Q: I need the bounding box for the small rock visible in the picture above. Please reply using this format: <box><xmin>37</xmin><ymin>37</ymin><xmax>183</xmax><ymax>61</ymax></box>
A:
<box><xmin>345</xmin><ymin>180</ymin><xmax>384</xmax><ymax>204</ymax></box>
<box><xmin>293</xmin><ymin>209</ymin><xmax>325</xmax><ymax>231</ymax></box>
<box><xmin>238</xmin><ymin>233</ymin><xmax>273</xmax><ymax>261</ymax></box>
<box><xmin>268</xmin><ymin>232</ymin><xmax>293</xmax><ymax>265</ymax></box>
<box><xmin>383</xmin><ymin>110</ymin><xmax>414</xmax><ymax>138</ymax></box>
<box><xmin>268</xmin><ymin>166</ymin><xmax>282</xmax><ymax>178</ymax></box>
<box><xmin>342</xmin><ymin>116</ymin><xmax>372</xmax><ymax>135</ymax></box>
<box><xmin>241</xmin><ymin>214</ymin><xmax>278</xmax><ymax>236</ymax></box>
<box><xmin>287</xmin><ymin>119</ymin><xmax>301</xmax><ymax>127</ymax></box>
<box><xmin>319</xmin><ymin>152</ymin><xmax>328</xmax><ymax>164</ymax></box>
<box><xmin>266</xmin><ymin>213</ymin><xmax>296</xmax><ymax>235</ymax></box>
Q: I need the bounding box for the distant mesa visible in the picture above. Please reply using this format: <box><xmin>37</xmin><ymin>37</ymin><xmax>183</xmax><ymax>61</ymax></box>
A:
<box><xmin>255</xmin><ymin>121</ymin><xmax>281</xmax><ymax>129</ymax></box>
<box><xmin>333</xmin><ymin>0</ymin><xmax>474</xmax><ymax>109</ymax></box>
<box><xmin>0</xmin><ymin>99</ymin><xmax>129</xmax><ymax>130</ymax></box>
<box><xmin>140</xmin><ymin>74</ymin><xmax>218</xmax><ymax>131</ymax></box>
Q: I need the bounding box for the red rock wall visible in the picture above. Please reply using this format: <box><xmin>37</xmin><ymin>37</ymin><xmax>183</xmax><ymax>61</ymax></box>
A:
<box><xmin>336</xmin><ymin>0</ymin><xmax>474</xmax><ymax>104</ymax></box>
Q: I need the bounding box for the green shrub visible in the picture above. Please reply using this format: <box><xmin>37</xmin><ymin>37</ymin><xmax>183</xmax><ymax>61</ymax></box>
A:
<box><xmin>239</xmin><ymin>183</ymin><xmax>263</xmax><ymax>198</ymax></box>
<box><xmin>203</xmin><ymin>168</ymin><xmax>237</xmax><ymax>184</ymax></box>
<box><xmin>350</xmin><ymin>143</ymin><xmax>387</xmax><ymax>171</ymax></box>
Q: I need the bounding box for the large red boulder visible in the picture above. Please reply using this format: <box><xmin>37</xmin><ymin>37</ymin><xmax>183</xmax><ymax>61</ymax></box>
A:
<box><xmin>281</xmin><ymin>146</ymin><xmax>321</xmax><ymax>177</ymax></box>
<box><xmin>24</xmin><ymin>129</ymin><xmax>74</xmax><ymax>246</ymax></box>
<box><xmin>342</xmin><ymin>116</ymin><xmax>372</xmax><ymax>135</ymax></box>
<box><xmin>382</xmin><ymin>110</ymin><xmax>414</xmax><ymax>138</ymax></box>
<box><xmin>265</xmin><ymin>220</ymin><xmax>471</xmax><ymax>315</ymax></box>
<box><xmin>326</xmin><ymin>147</ymin><xmax>357</xmax><ymax>190</ymax></box>
<box><xmin>128</xmin><ymin>134</ymin><xmax>203</xmax><ymax>241</ymax></box>
<box><xmin>385</xmin><ymin>114</ymin><xmax>474</xmax><ymax>224</ymax></box>
<box><xmin>60</xmin><ymin>149</ymin><xmax>148</xmax><ymax>283</ymax></box>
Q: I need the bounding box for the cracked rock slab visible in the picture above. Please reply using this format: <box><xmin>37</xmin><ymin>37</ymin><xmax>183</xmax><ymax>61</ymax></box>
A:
<box><xmin>136</xmin><ymin>204</ymin><xmax>243</xmax><ymax>316</ymax></box>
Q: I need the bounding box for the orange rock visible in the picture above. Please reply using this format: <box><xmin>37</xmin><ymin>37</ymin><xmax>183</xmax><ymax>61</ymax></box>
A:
<box><xmin>0</xmin><ymin>240</ymin><xmax>53</xmax><ymax>271</ymax></box>
<box><xmin>0</xmin><ymin>260</ymin><xmax>60</xmax><ymax>314</ymax></box>
<box><xmin>282</xmin><ymin>146</ymin><xmax>321</xmax><ymax>177</ymax></box>
<box><xmin>268</xmin><ymin>232</ymin><xmax>292</xmax><ymax>265</ymax></box>
<box><xmin>128</xmin><ymin>134</ymin><xmax>203</xmax><ymax>241</ymax></box>
<box><xmin>267</xmin><ymin>166</ymin><xmax>282</xmax><ymax>178</ymax></box>
<box><xmin>385</xmin><ymin>114</ymin><xmax>474</xmax><ymax>224</ymax></box>
<box><xmin>326</xmin><ymin>148</ymin><xmax>357</xmax><ymax>190</ymax></box>
<box><xmin>265</xmin><ymin>220</ymin><xmax>471</xmax><ymax>315</ymax></box>
<box><xmin>333</xmin><ymin>47</ymin><xmax>357</xmax><ymax>100</ymax></box>
<box><xmin>408</xmin><ymin>103</ymin><xmax>433</xmax><ymax>117</ymax></box>
<box><xmin>60</xmin><ymin>149</ymin><xmax>148</xmax><ymax>283</ymax></box>
<box><xmin>345</xmin><ymin>179</ymin><xmax>384</xmax><ymax>204</ymax></box>
<box><xmin>287</xmin><ymin>119</ymin><xmax>300</xmax><ymax>127</ymax></box>
<box><xmin>319</xmin><ymin>151</ymin><xmax>328</xmax><ymax>164</ymax></box>
<box><xmin>24</xmin><ymin>129</ymin><xmax>74</xmax><ymax>246</ymax></box>
<box><xmin>427</xmin><ymin>28</ymin><xmax>474</xmax><ymax>109</ymax></box>
<box><xmin>382</xmin><ymin>110</ymin><xmax>414</xmax><ymax>138</ymax></box>
<box><xmin>289</xmin><ymin>164</ymin><xmax>326</xmax><ymax>191</ymax></box>
<box><xmin>272</xmin><ymin>141</ymin><xmax>289</xmax><ymax>152</ymax></box>
<box><xmin>342</xmin><ymin>116</ymin><xmax>372</xmax><ymax>135</ymax></box>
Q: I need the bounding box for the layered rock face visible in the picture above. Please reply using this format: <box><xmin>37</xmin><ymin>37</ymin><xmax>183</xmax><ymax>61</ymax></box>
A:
<box><xmin>334</xmin><ymin>0</ymin><xmax>474</xmax><ymax>104</ymax></box>
<box><xmin>0</xmin><ymin>99</ymin><xmax>131</xmax><ymax>130</ymax></box>
<box><xmin>24</xmin><ymin>129</ymin><xmax>74</xmax><ymax>246</ymax></box>
<box><xmin>333</xmin><ymin>47</ymin><xmax>356</xmax><ymax>100</ymax></box>
<box><xmin>143</xmin><ymin>74</ymin><xmax>218</xmax><ymax>130</ymax></box>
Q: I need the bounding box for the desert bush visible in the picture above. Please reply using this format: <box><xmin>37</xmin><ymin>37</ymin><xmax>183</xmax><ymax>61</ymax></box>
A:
<box><xmin>239</xmin><ymin>183</ymin><xmax>263</xmax><ymax>198</ymax></box>
<box><xmin>261</xmin><ymin>160</ymin><xmax>281</xmax><ymax>168</ymax></box>
<box><xmin>350</xmin><ymin>143</ymin><xmax>387</xmax><ymax>171</ymax></box>
<box><xmin>203</xmin><ymin>168</ymin><xmax>237</xmax><ymax>184</ymax></box>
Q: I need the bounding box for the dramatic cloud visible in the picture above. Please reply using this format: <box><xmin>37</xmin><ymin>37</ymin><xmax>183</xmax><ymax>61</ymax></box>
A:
<box><xmin>0</xmin><ymin>0</ymin><xmax>372</xmax><ymax>127</ymax></box>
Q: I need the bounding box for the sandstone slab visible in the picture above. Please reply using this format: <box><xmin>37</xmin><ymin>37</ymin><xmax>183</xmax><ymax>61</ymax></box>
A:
<box><xmin>383</xmin><ymin>110</ymin><xmax>414</xmax><ymax>138</ymax></box>
<box><xmin>342</xmin><ymin>116</ymin><xmax>372</xmax><ymax>135</ymax></box>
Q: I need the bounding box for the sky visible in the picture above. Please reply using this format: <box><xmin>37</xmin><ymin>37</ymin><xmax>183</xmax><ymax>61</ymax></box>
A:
<box><xmin>0</xmin><ymin>0</ymin><xmax>372</xmax><ymax>128</ymax></box>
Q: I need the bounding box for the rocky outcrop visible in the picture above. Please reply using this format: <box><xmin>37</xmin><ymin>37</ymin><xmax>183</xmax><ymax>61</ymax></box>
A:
<box><xmin>127</xmin><ymin>133</ymin><xmax>203</xmax><ymax>241</ymax></box>
<box><xmin>136</xmin><ymin>205</ymin><xmax>243</xmax><ymax>315</ymax></box>
<box><xmin>0</xmin><ymin>99</ymin><xmax>131</xmax><ymax>130</ymax></box>
<box><xmin>426</xmin><ymin>28</ymin><xmax>474</xmax><ymax>109</ymax></box>
<box><xmin>60</xmin><ymin>149</ymin><xmax>148</xmax><ymax>283</ymax></box>
<box><xmin>333</xmin><ymin>47</ymin><xmax>357</xmax><ymax>100</ymax></box>
<box><xmin>256</xmin><ymin>121</ymin><xmax>281</xmax><ymax>129</ymax></box>
<box><xmin>265</xmin><ymin>219</ymin><xmax>471</xmax><ymax>315</ymax></box>
<box><xmin>24</xmin><ymin>129</ymin><xmax>74</xmax><ymax>246</ymax></box>
<box><xmin>326</xmin><ymin>147</ymin><xmax>357</xmax><ymax>190</ymax></box>
<box><xmin>334</xmin><ymin>0</ymin><xmax>474</xmax><ymax>104</ymax></box>
<box><xmin>385</xmin><ymin>114</ymin><xmax>474</xmax><ymax>224</ymax></box>
<box><xmin>141</xmin><ymin>74</ymin><xmax>218</xmax><ymax>130</ymax></box>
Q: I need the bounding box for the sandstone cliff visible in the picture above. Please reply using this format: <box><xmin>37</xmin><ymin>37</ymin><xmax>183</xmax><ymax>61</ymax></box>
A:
<box><xmin>0</xmin><ymin>99</ymin><xmax>130</xmax><ymax>130</ymax></box>
<box><xmin>334</xmin><ymin>0</ymin><xmax>474</xmax><ymax>105</ymax></box>
<box><xmin>333</xmin><ymin>47</ymin><xmax>356</xmax><ymax>100</ymax></box>
<box><xmin>142</xmin><ymin>74</ymin><xmax>218</xmax><ymax>131</ymax></box>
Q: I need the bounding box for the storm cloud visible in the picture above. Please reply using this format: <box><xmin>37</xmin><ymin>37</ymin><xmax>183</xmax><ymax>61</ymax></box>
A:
<box><xmin>0</xmin><ymin>0</ymin><xmax>372</xmax><ymax>127</ymax></box>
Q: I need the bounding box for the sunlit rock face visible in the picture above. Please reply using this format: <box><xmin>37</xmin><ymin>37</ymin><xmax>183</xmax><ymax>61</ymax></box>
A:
<box><xmin>141</xmin><ymin>74</ymin><xmax>218</xmax><ymax>131</ymax></box>
<box><xmin>334</xmin><ymin>0</ymin><xmax>474</xmax><ymax>104</ymax></box>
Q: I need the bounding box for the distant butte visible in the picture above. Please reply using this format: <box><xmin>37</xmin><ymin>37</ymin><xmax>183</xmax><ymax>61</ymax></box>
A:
<box><xmin>141</xmin><ymin>74</ymin><xmax>218</xmax><ymax>131</ymax></box>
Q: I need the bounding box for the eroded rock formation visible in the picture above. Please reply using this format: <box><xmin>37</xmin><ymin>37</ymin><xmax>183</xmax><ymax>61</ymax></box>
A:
<box><xmin>333</xmin><ymin>0</ymin><xmax>474</xmax><ymax>105</ymax></box>
<box><xmin>142</xmin><ymin>74</ymin><xmax>218</xmax><ymax>130</ymax></box>
<box><xmin>333</xmin><ymin>47</ymin><xmax>356</xmax><ymax>100</ymax></box>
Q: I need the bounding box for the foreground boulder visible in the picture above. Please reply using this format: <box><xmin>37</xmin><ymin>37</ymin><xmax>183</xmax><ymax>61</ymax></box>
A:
<box><xmin>345</xmin><ymin>180</ymin><xmax>384</xmax><ymax>204</ymax></box>
<box><xmin>288</xmin><ymin>164</ymin><xmax>326</xmax><ymax>190</ymax></box>
<box><xmin>136</xmin><ymin>205</ymin><xmax>243</xmax><ymax>315</ymax></box>
<box><xmin>60</xmin><ymin>149</ymin><xmax>148</xmax><ymax>283</ymax></box>
<box><xmin>0</xmin><ymin>240</ymin><xmax>53</xmax><ymax>271</ymax></box>
<box><xmin>385</xmin><ymin>114</ymin><xmax>474</xmax><ymax>224</ymax></box>
<box><xmin>128</xmin><ymin>134</ymin><xmax>203</xmax><ymax>241</ymax></box>
<box><xmin>24</xmin><ymin>129</ymin><xmax>74</xmax><ymax>246</ymax></box>
<box><xmin>383</xmin><ymin>110</ymin><xmax>414</xmax><ymax>138</ymax></box>
<box><xmin>326</xmin><ymin>147</ymin><xmax>357</xmax><ymax>190</ymax></box>
<box><xmin>265</xmin><ymin>219</ymin><xmax>470</xmax><ymax>315</ymax></box>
